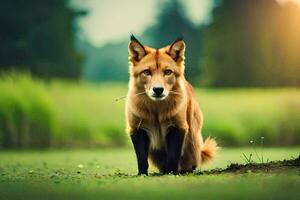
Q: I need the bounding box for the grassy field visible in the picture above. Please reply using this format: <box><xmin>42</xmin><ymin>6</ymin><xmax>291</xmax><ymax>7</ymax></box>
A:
<box><xmin>0</xmin><ymin>147</ymin><xmax>299</xmax><ymax>200</ymax></box>
<box><xmin>0</xmin><ymin>73</ymin><xmax>299</xmax><ymax>148</ymax></box>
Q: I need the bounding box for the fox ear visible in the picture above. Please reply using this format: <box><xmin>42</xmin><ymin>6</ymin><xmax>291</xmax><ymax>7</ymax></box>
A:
<box><xmin>128</xmin><ymin>35</ymin><xmax>146</xmax><ymax>62</ymax></box>
<box><xmin>168</xmin><ymin>38</ymin><xmax>185</xmax><ymax>62</ymax></box>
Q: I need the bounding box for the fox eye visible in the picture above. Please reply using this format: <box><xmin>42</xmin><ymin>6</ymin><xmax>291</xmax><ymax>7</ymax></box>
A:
<box><xmin>142</xmin><ymin>69</ymin><xmax>151</xmax><ymax>76</ymax></box>
<box><xmin>164</xmin><ymin>69</ymin><xmax>173</xmax><ymax>76</ymax></box>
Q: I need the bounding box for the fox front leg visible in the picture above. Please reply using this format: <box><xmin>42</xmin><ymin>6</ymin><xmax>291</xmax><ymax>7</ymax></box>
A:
<box><xmin>165</xmin><ymin>127</ymin><xmax>185</xmax><ymax>174</ymax></box>
<box><xmin>130</xmin><ymin>129</ymin><xmax>150</xmax><ymax>175</ymax></box>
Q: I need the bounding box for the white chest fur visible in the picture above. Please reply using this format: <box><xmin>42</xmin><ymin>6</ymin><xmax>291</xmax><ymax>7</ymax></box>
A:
<box><xmin>139</xmin><ymin>120</ymin><xmax>173</xmax><ymax>150</ymax></box>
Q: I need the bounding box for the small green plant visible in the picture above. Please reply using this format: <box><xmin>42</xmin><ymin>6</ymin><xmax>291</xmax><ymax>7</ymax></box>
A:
<box><xmin>241</xmin><ymin>140</ymin><xmax>254</xmax><ymax>164</ymax></box>
<box><xmin>253</xmin><ymin>136</ymin><xmax>268</xmax><ymax>163</ymax></box>
<box><xmin>242</xmin><ymin>137</ymin><xmax>269</xmax><ymax>164</ymax></box>
<box><xmin>242</xmin><ymin>152</ymin><xmax>253</xmax><ymax>164</ymax></box>
<box><xmin>251</xmin><ymin>139</ymin><xmax>262</xmax><ymax>163</ymax></box>
<box><xmin>260</xmin><ymin>136</ymin><xmax>265</xmax><ymax>163</ymax></box>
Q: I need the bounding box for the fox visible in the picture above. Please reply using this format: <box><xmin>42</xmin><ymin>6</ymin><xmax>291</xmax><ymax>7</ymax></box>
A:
<box><xmin>126</xmin><ymin>35</ymin><xmax>218</xmax><ymax>175</ymax></box>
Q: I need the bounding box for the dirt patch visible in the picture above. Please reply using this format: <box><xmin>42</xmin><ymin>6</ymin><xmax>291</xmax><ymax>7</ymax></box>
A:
<box><xmin>198</xmin><ymin>154</ymin><xmax>300</xmax><ymax>175</ymax></box>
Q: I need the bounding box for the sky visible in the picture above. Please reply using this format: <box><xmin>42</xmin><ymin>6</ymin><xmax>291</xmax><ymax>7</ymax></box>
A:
<box><xmin>71</xmin><ymin>0</ymin><xmax>300</xmax><ymax>47</ymax></box>
<box><xmin>71</xmin><ymin>0</ymin><xmax>215</xmax><ymax>47</ymax></box>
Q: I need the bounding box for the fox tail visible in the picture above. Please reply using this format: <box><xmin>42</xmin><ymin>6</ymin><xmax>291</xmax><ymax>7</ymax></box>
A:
<box><xmin>200</xmin><ymin>137</ymin><xmax>218</xmax><ymax>164</ymax></box>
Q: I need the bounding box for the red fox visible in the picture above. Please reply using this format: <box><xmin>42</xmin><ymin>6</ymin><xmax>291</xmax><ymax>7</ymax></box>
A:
<box><xmin>126</xmin><ymin>35</ymin><xmax>218</xmax><ymax>175</ymax></box>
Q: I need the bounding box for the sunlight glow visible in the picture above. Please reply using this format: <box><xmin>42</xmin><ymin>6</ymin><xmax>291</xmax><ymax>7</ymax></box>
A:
<box><xmin>277</xmin><ymin>0</ymin><xmax>300</xmax><ymax>5</ymax></box>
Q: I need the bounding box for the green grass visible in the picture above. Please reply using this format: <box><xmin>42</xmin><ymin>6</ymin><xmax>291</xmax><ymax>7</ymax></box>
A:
<box><xmin>50</xmin><ymin>81</ymin><xmax>300</xmax><ymax>147</ymax></box>
<box><xmin>0</xmin><ymin>73</ymin><xmax>299</xmax><ymax>148</ymax></box>
<box><xmin>49</xmin><ymin>81</ymin><xmax>127</xmax><ymax>147</ymax></box>
<box><xmin>0</xmin><ymin>73</ymin><xmax>58</xmax><ymax>148</ymax></box>
<box><xmin>0</xmin><ymin>148</ymin><xmax>299</xmax><ymax>200</ymax></box>
<box><xmin>199</xmin><ymin>88</ymin><xmax>300</xmax><ymax>146</ymax></box>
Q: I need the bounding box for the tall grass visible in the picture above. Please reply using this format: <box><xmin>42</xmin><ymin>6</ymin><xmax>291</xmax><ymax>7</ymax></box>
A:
<box><xmin>49</xmin><ymin>81</ymin><xmax>127</xmax><ymax>148</ymax></box>
<box><xmin>0</xmin><ymin>73</ymin><xmax>299</xmax><ymax>148</ymax></box>
<box><xmin>199</xmin><ymin>89</ymin><xmax>300</xmax><ymax>146</ymax></box>
<box><xmin>0</xmin><ymin>73</ymin><xmax>57</xmax><ymax>148</ymax></box>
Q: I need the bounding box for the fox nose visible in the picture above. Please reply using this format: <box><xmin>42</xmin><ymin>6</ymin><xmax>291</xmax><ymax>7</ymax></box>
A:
<box><xmin>153</xmin><ymin>86</ymin><xmax>164</xmax><ymax>96</ymax></box>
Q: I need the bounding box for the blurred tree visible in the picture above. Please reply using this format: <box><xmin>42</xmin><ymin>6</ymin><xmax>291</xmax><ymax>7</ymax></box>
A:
<box><xmin>0</xmin><ymin>0</ymin><xmax>86</xmax><ymax>78</ymax></box>
<box><xmin>201</xmin><ymin>0</ymin><xmax>300</xmax><ymax>87</ymax></box>
<box><xmin>77</xmin><ymin>40</ymin><xmax>129</xmax><ymax>82</ymax></box>
<box><xmin>81</xmin><ymin>0</ymin><xmax>203</xmax><ymax>83</ymax></box>
<box><xmin>143</xmin><ymin>0</ymin><xmax>203</xmax><ymax>84</ymax></box>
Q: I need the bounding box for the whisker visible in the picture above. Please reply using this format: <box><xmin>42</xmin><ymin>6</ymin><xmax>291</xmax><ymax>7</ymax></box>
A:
<box><xmin>115</xmin><ymin>91</ymin><xmax>146</xmax><ymax>102</ymax></box>
<box><xmin>135</xmin><ymin>91</ymin><xmax>146</xmax><ymax>96</ymax></box>
<box><xmin>169</xmin><ymin>90</ymin><xmax>182</xmax><ymax>95</ymax></box>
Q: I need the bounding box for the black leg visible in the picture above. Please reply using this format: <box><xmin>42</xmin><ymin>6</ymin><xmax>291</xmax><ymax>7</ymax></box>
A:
<box><xmin>165</xmin><ymin>127</ymin><xmax>185</xmax><ymax>174</ymax></box>
<box><xmin>131</xmin><ymin>129</ymin><xmax>150</xmax><ymax>175</ymax></box>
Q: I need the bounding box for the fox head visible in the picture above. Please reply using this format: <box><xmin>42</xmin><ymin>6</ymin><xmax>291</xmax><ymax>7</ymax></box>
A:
<box><xmin>128</xmin><ymin>35</ymin><xmax>186</xmax><ymax>101</ymax></box>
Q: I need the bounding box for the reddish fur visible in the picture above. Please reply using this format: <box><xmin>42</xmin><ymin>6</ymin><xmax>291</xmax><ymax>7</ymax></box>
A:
<box><xmin>200</xmin><ymin>137</ymin><xmax>218</xmax><ymax>163</ymax></box>
<box><xmin>126</xmin><ymin>39</ymin><xmax>218</xmax><ymax>172</ymax></box>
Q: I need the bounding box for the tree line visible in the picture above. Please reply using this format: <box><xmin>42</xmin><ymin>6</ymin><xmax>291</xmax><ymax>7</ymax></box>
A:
<box><xmin>0</xmin><ymin>0</ymin><xmax>299</xmax><ymax>87</ymax></box>
<box><xmin>0</xmin><ymin>0</ymin><xmax>86</xmax><ymax>78</ymax></box>
<box><xmin>83</xmin><ymin>0</ymin><xmax>300</xmax><ymax>87</ymax></box>
<box><xmin>201</xmin><ymin>0</ymin><xmax>300</xmax><ymax>87</ymax></box>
